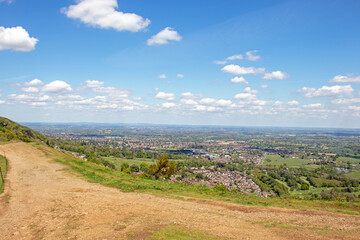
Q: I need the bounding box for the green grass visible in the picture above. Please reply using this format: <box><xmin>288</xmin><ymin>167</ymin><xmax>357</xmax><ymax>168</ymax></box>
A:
<box><xmin>104</xmin><ymin>156</ymin><xmax>185</xmax><ymax>170</ymax></box>
<box><xmin>262</xmin><ymin>155</ymin><xmax>319</xmax><ymax>169</ymax></box>
<box><xmin>104</xmin><ymin>157</ymin><xmax>156</xmax><ymax>169</ymax></box>
<box><xmin>145</xmin><ymin>225</ymin><xmax>221</xmax><ymax>240</ymax></box>
<box><xmin>346</xmin><ymin>170</ymin><xmax>360</xmax><ymax>179</ymax></box>
<box><xmin>0</xmin><ymin>155</ymin><xmax>8</xmax><ymax>193</ymax></box>
<box><xmin>337</xmin><ymin>157</ymin><xmax>360</xmax><ymax>164</ymax></box>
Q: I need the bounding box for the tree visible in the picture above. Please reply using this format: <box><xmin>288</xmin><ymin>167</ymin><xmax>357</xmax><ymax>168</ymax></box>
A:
<box><xmin>150</xmin><ymin>155</ymin><xmax>177</xmax><ymax>179</ymax></box>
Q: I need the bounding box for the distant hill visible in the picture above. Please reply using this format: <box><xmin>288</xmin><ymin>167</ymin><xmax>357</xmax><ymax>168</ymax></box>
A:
<box><xmin>0</xmin><ymin>117</ymin><xmax>47</xmax><ymax>142</ymax></box>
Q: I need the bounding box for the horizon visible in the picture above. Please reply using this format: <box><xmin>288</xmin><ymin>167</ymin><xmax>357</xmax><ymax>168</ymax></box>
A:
<box><xmin>1</xmin><ymin>0</ymin><xmax>360</xmax><ymax>128</ymax></box>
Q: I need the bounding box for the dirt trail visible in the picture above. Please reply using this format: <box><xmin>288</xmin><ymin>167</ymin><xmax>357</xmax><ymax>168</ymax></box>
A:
<box><xmin>0</xmin><ymin>142</ymin><xmax>359</xmax><ymax>240</ymax></box>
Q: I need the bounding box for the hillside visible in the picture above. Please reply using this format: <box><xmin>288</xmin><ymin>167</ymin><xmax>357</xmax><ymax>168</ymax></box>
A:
<box><xmin>0</xmin><ymin>117</ymin><xmax>47</xmax><ymax>142</ymax></box>
<box><xmin>0</xmin><ymin>141</ymin><xmax>359</xmax><ymax>239</ymax></box>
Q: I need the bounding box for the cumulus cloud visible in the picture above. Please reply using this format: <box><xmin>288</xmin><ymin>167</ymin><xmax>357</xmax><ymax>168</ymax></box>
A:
<box><xmin>287</xmin><ymin>100</ymin><xmax>299</xmax><ymax>106</ymax></box>
<box><xmin>147</xmin><ymin>27</ymin><xmax>181</xmax><ymax>46</ymax></box>
<box><xmin>181</xmin><ymin>99</ymin><xmax>198</xmax><ymax>105</ymax></box>
<box><xmin>331</xmin><ymin>97</ymin><xmax>360</xmax><ymax>104</ymax></box>
<box><xmin>244</xmin><ymin>87</ymin><xmax>258</xmax><ymax>94</ymax></box>
<box><xmin>155</xmin><ymin>92</ymin><xmax>174</xmax><ymax>101</ymax></box>
<box><xmin>245</xmin><ymin>50</ymin><xmax>261</xmax><ymax>61</ymax></box>
<box><xmin>0</xmin><ymin>26</ymin><xmax>38</xmax><ymax>52</ymax></box>
<box><xmin>263</xmin><ymin>71</ymin><xmax>289</xmax><ymax>80</ymax></box>
<box><xmin>299</xmin><ymin>85</ymin><xmax>354</xmax><ymax>98</ymax></box>
<box><xmin>330</xmin><ymin>74</ymin><xmax>360</xmax><ymax>83</ymax></box>
<box><xmin>62</xmin><ymin>0</ymin><xmax>150</xmax><ymax>32</ymax></box>
<box><xmin>180</xmin><ymin>92</ymin><xmax>202</xmax><ymax>99</ymax></box>
<box><xmin>83</xmin><ymin>80</ymin><xmax>104</xmax><ymax>88</ymax></box>
<box><xmin>43</xmin><ymin>80</ymin><xmax>72</xmax><ymax>93</ymax></box>
<box><xmin>303</xmin><ymin>103</ymin><xmax>324</xmax><ymax>108</ymax></box>
<box><xmin>162</xmin><ymin>102</ymin><xmax>176</xmax><ymax>108</ymax></box>
<box><xmin>177</xmin><ymin>74</ymin><xmax>184</xmax><ymax>78</ymax></box>
<box><xmin>25</xmin><ymin>79</ymin><xmax>44</xmax><ymax>86</ymax></box>
<box><xmin>226</xmin><ymin>54</ymin><xmax>243</xmax><ymax>61</ymax></box>
<box><xmin>221</xmin><ymin>64</ymin><xmax>265</xmax><ymax>75</ymax></box>
<box><xmin>231</xmin><ymin>76</ymin><xmax>248</xmax><ymax>84</ymax></box>
<box><xmin>22</xmin><ymin>87</ymin><xmax>39</xmax><ymax>93</ymax></box>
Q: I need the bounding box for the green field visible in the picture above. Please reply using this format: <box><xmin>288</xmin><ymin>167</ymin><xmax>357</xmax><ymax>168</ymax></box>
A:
<box><xmin>262</xmin><ymin>155</ymin><xmax>318</xmax><ymax>169</ymax></box>
<box><xmin>337</xmin><ymin>157</ymin><xmax>360</xmax><ymax>164</ymax></box>
<box><xmin>103</xmin><ymin>157</ymin><xmax>157</xmax><ymax>169</ymax></box>
<box><xmin>104</xmin><ymin>156</ymin><xmax>185</xmax><ymax>170</ymax></box>
<box><xmin>0</xmin><ymin>155</ymin><xmax>7</xmax><ymax>193</ymax></box>
<box><xmin>346</xmin><ymin>170</ymin><xmax>360</xmax><ymax>179</ymax></box>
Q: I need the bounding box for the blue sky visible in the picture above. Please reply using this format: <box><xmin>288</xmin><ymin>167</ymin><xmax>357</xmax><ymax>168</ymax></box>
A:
<box><xmin>0</xmin><ymin>0</ymin><xmax>360</xmax><ymax>127</ymax></box>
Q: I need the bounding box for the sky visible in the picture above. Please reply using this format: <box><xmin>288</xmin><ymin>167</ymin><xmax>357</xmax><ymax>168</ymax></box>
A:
<box><xmin>0</xmin><ymin>0</ymin><xmax>360</xmax><ymax>128</ymax></box>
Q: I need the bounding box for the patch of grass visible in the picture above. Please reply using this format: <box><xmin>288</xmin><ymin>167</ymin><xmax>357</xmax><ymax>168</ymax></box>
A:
<box><xmin>346</xmin><ymin>170</ymin><xmax>360</xmax><ymax>179</ymax></box>
<box><xmin>146</xmin><ymin>225</ymin><xmax>221</xmax><ymax>240</ymax></box>
<box><xmin>104</xmin><ymin>156</ymin><xmax>156</xmax><ymax>169</ymax></box>
<box><xmin>262</xmin><ymin>155</ymin><xmax>318</xmax><ymax>169</ymax></box>
<box><xmin>32</xmin><ymin>143</ymin><xmax>360</xmax><ymax>216</ymax></box>
<box><xmin>337</xmin><ymin>157</ymin><xmax>360</xmax><ymax>164</ymax></box>
<box><xmin>0</xmin><ymin>155</ymin><xmax>8</xmax><ymax>193</ymax></box>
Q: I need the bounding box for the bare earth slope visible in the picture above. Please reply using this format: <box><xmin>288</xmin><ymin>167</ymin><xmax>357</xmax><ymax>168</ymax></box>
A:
<box><xmin>0</xmin><ymin>142</ymin><xmax>359</xmax><ymax>240</ymax></box>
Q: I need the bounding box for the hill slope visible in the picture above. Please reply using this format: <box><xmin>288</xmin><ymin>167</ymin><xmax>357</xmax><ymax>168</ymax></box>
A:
<box><xmin>0</xmin><ymin>117</ymin><xmax>46</xmax><ymax>142</ymax></box>
<box><xmin>0</xmin><ymin>142</ymin><xmax>359</xmax><ymax>240</ymax></box>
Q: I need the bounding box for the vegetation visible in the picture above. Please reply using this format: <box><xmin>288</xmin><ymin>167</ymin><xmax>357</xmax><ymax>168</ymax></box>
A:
<box><xmin>0</xmin><ymin>117</ymin><xmax>46</xmax><ymax>142</ymax></box>
<box><xmin>0</xmin><ymin>155</ymin><xmax>7</xmax><ymax>193</ymax></box>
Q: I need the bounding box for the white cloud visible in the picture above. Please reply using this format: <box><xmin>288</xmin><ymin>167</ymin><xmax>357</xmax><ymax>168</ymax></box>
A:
<box><xmin>299</xmin><ymin>85</ymin><xmax>354</xmax><ymax>98</ymax></box>
<box><xmin>83</xmin><ymin>80</ymin><xmax>104</xmax><ymax>88</ymax></box>
<box><xmin>245</xmin><ymin>50</ymin><xmax>261</xmax><ymax>61</ymax></box>
<box><xmin>155</xmin><ymin>92</ymin><xmax>174</xmax><ymax>101</ymax></box>
<box><xmin>287</xmin><ymin>100</ymin><xmax>299</xmax><ymax>106</ymax></box>
<box><xmin>199</xmin><ymin>98</ymin><xmax>217</xmax><ymax>105</ymax></box>
<box><xmin>0</xmin><ymin>100</ymin><xmax>4</xmax><ymax>104</ymax></box>
<box><xmin>221</xmin><ymin>64</ymin><xmax>265</xmax><ymax>75</ymax></box>
<box><xmin>181</xmin><ymin>92</ymin><xmax>202</xmax><ymax>99</ymax></box>
<box><xmin>93</xmin><ymin>87</ymin><xmax>130</xmax><ymax>98</ymax></box>
<box><xmin>260</xmin><ymin>84</ymin><xmax>268</xmax><ymax>89</ymax></box>
<box><xmin>22</xmin><ymin>87</ymin><xmax>39</xmax><ymax>93</ymax></box>
<box><xmin>8</xmin><ymin>94</ymin><xmax>52</xmax><ymax>103</ymax></box>
<box><xmin>216</xmin><ymin>99</ymin><xmax>232</xmax><ymax>106</ymax></box>
<box><xmin>231</xmin><ymin>76</ymin><xmax>248</xmax><ymax>84</ymax></box>
<box><xmin>147</xmin><ymin>27</ymin><xmax>181</xmax><ymax>46</ymax></box>
<box><xmin>43</xmin><ymin>80</ymin><xmax>72</xmax><ymax>93</ymax></box>
<box><xmin>234</xmin><ymin>92</ymin><xmax>257</xmax><ymax>101</ymax></box>
<box><xmin>330</xmin><ymin>74</ymin><xmax>360</xmax><ymax>83</ymax></box>
<box><xmin>158</xmin><ymin>74</ymin><xmax>167</xmax><ymax>79</ymax></box>
<box><xmin>177</xmin><ymin>74</ymin><xmax>184</xmax><ymax>78</ymax></box>
<box><xmin>0</xmin><ymin>26</ymin><xmax>38</xmax><ymax>52</ymax></box>
<box><xmin>25</xmin><ymin>79</ymin><xmax>43</xmax><ymax>86</ymax></box>
<box><xmin>244</xmin><ymin>87</ymin><xmax>258</xmax><ymax>94</ymax></box>
<box><xmin>303</xmin><ymin>103</ymin><xmax>324</xmax><ymax>108</ymax></box>
<box><xmin>181</xmin><ymin>99</ymin><xmax>198</xmax><ymax>105</ymax></box>
<box><xmin>213</xmin><ymin>60</ymin><xmax>227</xmax><ymax>65</ymax></box>
<box><xmin>263</xmin><ymin>71</ymin><xmax>289</xmax><ymax>80</ymax></box>
<box><xmin>62</xmin><ymin>0</ymin><xmax>150</xmax><ymax>32</ymax></box>
<box><xmin>331</xmin><ymin>97</ymin><xmax>360</xmax><ymax>104</ymax></box>
<box><xmin>162</xmin><ymin>102</ymin><xmax>176</xmax><ymax>108</ymax></box>
<box><xmin>226</xmin><ymin>54</ymin><xmax>243</xmax><ymax>61</ymax></box>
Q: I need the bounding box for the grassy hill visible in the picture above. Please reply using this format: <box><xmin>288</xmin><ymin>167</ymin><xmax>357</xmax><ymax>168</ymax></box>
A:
<box><xmin>0</xmin><ymin>117</ymin><xmax>47</xmax><ymax>142</ymax></box>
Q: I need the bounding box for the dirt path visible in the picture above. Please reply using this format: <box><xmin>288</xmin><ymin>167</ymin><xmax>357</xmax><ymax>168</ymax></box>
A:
<box><xmin>0</xmin><ymin>142</ymin><xmax>359</xmax><ymax>240</ymax></box>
